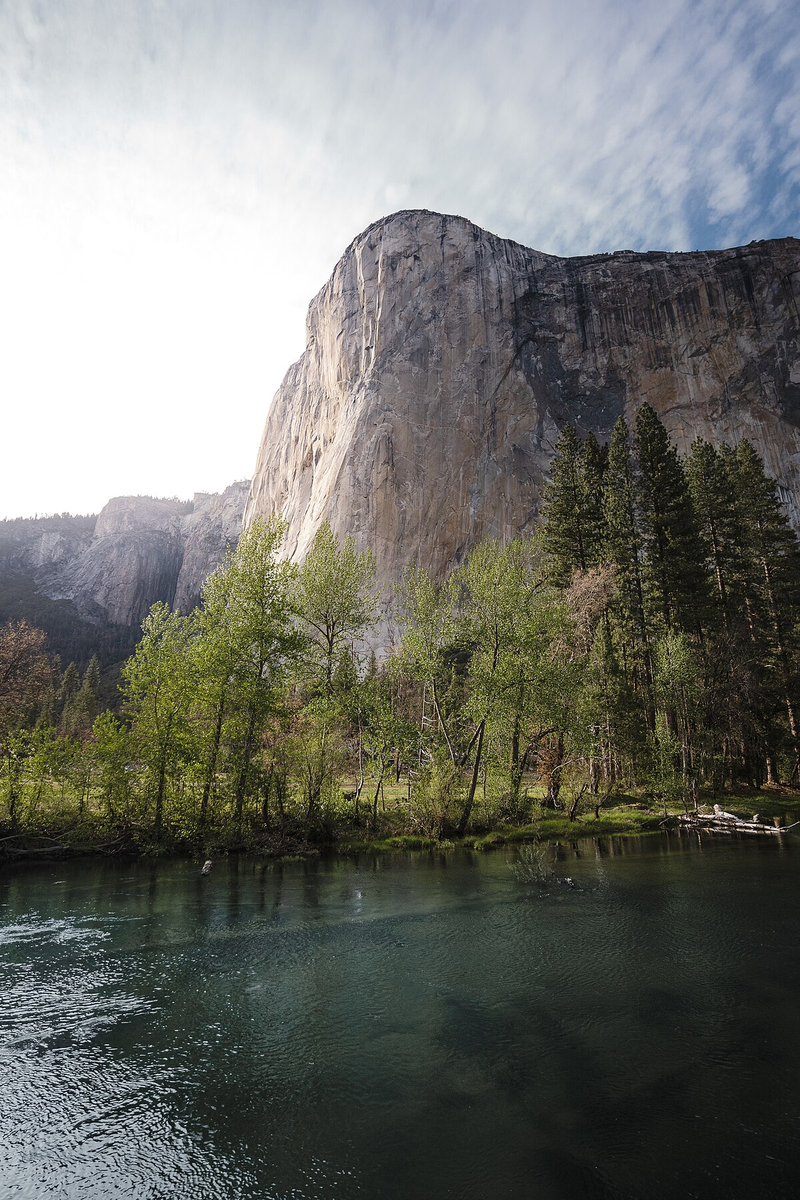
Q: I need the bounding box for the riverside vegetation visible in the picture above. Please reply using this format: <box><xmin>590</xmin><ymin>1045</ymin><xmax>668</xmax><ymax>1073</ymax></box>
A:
<box><xmin>2</xmin><ymin>405</ymin><xmax>799</xmax><ymax>860</ymax></box>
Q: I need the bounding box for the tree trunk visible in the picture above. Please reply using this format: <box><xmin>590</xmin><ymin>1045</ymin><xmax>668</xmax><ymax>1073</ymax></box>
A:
<box><xmin>154</xmin><ymin>753</ymin><xmax>166</xmax><ymax>840</ymax></box>
<box><xmin>509</xmin><ymin>714</ymin><xmax>522</xmax><ymax>807</ymax></box>
<box><xmin>353</xmin><ymin>714</ymin><xmax>364</xmax><ymax>821</ymax></box>
<box><xmin>431</xmin><ymin>679</ymin><xmax>457</xmax><ymax>765</ymax></box>
<box><xmin>761</xmin><ymin>551</ymin><xmax>800</xmax><ymax>780</ymax></box>
<box><xmin>568</xmin><ymin>784</ymin><xmax>587</xmax><ymax>821</ymax></box>
<box><xmin>235</xmin><ymin>708</ymin><xmax>258</xmax><ymax>826</ymax></box>
<box><xmin>545</xmin><ymin>733</ymin><xmax>565</xmax><ymax>809</ymax></box>
<box><xmin>200</xmin><ymin>691</ymin><xmax>225</xmax><ymax>827</ymax></box>
<box><xmin>371</xmin><ymin>764</ymin><xmax>386</xmax><ymax>831</ymax></box>
<box><xmin>458</xmin><ymin>720</ymin><xmax>485</xmax><ymax>836</ymax></box>
<box><xmin>261</xmin><ymin>764</ymin><xmax>274</xmax><ymax>827</ymax></box>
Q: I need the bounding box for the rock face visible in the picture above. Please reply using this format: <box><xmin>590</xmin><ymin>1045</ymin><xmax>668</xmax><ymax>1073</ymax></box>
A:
<box><xmin>246</xmin><ymin>210</ymin><xmax>800</xmax><ymax>601</ymax></box>
<box><xmin>174</xmin><ymin>483</ymin><xmax>252</xmax><ymax>614</ymax></box>
<box><xmin>94</xmin><ymin>495</ymin><xmax>187</xmax><ymax>541</ymax></box>
<box><xmin>47</xmin><ymin>496</ymin><xmax>192</xmax><ymax>626</ymax></box>
<box><xmin>0</xmin><ymin>483</ymin><xmax>249</xmax><ymax>635</ymax></box>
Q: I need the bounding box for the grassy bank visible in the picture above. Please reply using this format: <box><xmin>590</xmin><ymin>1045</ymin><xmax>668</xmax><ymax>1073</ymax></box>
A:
<box><xmin>4</xmin><ymin>786</ymin><xmax>800</xmax><ymax>864</ymax></box>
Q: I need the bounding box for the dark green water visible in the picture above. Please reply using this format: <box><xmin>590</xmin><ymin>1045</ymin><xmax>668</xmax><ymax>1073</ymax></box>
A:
<box><xmin>1</xmin><ymin>835</ymin><xmax>799</xmax><ymax>1199</ymax></box>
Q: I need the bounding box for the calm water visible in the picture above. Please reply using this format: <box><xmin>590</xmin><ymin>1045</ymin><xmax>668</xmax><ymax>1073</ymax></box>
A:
<box><xmin>1</xmin><ymin>835</ymin><xmax>799</xmax><ymax>1199</ymax></box>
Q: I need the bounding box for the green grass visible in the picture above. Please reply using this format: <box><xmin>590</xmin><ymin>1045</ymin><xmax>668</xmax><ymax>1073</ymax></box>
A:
<box><xmin>706</xmin><ymin>791</ymin><xmax>800</xmax><ymax>820</ymax></box>
<box><xmin>333</xmin><ymin>834</ymin><xmax>441</xmax><ymax>855</ymax></box>
<box><xmin>5</xmin><ymin>773</ymin><xmax>800</xmax><ymax>864</ymax></box>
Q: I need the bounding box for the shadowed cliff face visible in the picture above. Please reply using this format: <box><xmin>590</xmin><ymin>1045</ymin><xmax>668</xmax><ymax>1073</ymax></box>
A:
<box><xmin>246</xmin><ymin>210</ymin><xmax>800</xmax><ymax>599</ymax></box>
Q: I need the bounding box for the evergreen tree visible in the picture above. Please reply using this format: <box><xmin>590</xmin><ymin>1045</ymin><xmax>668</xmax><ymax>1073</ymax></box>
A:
<box><xmin>58</xmin><ymin>661</ymin><xmax>80</xmax><ymax>734</ymax></box>
<box><xmin>541</xmin><ymin>424</ymin><xmax>606</xmax><ymax>584</ymax></box>
<box><xmin>634</xmin><ymin>404</ymin><xmax>710</xmax><ymax>636</ymax></box>
<box><xmin>582</xmin><ymin>432</ymin><xmax>609</xmax><ymax>563</ymax></box>
<box><xmin>729</xmin><ymin>440</ymin><xmax>800</xmax><ymax>778</ymax></box>
<box><xmin>685</xmin><ymin>439</ymin><xmax>738</xmax><ymax>627</ymax></box>
<box><xmin>63</xmin><ymin>655</ymin><xmax>100</xmax><ymax>738</ymax></box>
<box><xmin>602</xmin><ymin>416</ymin><xmax>652</xmax><ymax>689</ymax></box>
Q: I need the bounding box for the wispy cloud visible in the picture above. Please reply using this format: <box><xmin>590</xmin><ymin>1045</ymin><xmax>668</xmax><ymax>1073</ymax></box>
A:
<box><xmin>0</xmin><ymin>0</ymin><xmax>797</xmax><ymax>516</ymax></box>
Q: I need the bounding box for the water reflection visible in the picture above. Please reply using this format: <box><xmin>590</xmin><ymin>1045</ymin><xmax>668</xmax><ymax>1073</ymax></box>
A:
<box><xmin>1</xmin><ymin>837</ymin><xmax>799</xmax><ymax>1198</ymax></box>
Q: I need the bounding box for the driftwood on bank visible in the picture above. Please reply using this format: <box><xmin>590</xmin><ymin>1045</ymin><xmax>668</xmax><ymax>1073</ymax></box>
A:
<box><xmin>0</xmin><ymin>831</ymin><xmax>132</xmax><ymax>861</ymax></box>
<box><xmin>674</xmin><ymin>805</ymin><xmax>800</xmax><ymax>836</ymax></box>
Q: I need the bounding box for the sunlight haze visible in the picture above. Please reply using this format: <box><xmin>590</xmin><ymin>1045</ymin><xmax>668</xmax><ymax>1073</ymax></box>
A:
<box><xmin>1</xmin><ymin>0</ymin><xmax>798</xmax><ymax>517</ymax></box>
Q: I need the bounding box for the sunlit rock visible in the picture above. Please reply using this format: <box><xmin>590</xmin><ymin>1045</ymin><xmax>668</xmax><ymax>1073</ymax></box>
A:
<box><xmin>246</xmin><ymin>210</ymin><xmax>800</xmax><ymax>614</ymax></box>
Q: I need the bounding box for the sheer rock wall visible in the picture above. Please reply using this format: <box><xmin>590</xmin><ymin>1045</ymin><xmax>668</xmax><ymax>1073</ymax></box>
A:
<box><xmin>246</xmin><ymin>210</ymin><xmax>800</xmax><ymax>607</ymax></box>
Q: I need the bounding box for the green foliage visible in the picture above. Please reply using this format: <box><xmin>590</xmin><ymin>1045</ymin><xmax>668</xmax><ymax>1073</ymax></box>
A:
<box><xmin>90</xmin><ymin>711</ymin><xmax>133</xmax><ymax>822</ymax></box>
<box><xmin>2</xmin><ymin>420</ymin><xmax>799</xmax><ymax>855</ymax></box>
<box><xmin>121</xmin><ymin>602</ymin><xmax>197</xmax><ymax>838</ymax></box>
<box><xmin>541</xmin><ymin>424</ymin><xmax>607</xmax><ymax>583</ymax></box>
<box><xmin>634</xmin><ymin>404</ymin><xmax>710</xmax><ymax>635</ymax></box>
<box><xmin>295</xmin><ymin>521</ymin><xmax>378</xmax><ymax>694</ymax></box>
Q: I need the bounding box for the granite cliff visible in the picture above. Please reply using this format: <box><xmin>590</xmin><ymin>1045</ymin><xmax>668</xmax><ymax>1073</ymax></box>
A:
<box><xmin>0</xmin><ymin>482</ymin><xmax>249</xmax><ymax>663</ymax></box>
<box><xmin>246</xmin><ymin>210</ymin><xmax>800</xmax><ymax>601</ymax></box>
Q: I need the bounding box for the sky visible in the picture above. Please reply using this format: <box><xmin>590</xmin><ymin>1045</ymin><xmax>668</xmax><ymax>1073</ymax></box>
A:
<box><xmin>1</xmin><ymin>0</ymin><xmax>798</xmax><ymax>519</ymax></box>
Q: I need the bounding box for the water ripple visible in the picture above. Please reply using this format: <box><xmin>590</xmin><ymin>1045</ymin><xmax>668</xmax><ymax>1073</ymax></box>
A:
<box><xmin>1</xmin><ymin>843</ymin><xmax>799</xmax><ymax>1199</ymax></box>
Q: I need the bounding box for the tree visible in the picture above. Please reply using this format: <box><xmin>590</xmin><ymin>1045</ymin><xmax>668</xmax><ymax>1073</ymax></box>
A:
<box><xmin>121</xmin><ymin>603</ymin><xmax>197</xmax><ymax>840</ymax></box>
<box><xmin>399</xmin><ymin>539</ymin><xmax>573</xmax><ymax>833</ymax></box>
<box><xmin>729</xmin><ymin>440</ymin><xmax>800</xmax><ymax>779</ymax></box>
<box><xmin>90</xmin><ymin>711</ymin><xmax>133</xmax><ymax>825</ymax></box>
<box><xmin>602</xmin><ymin>416</ymin><xmax>652</xmax><ymax>703</ymax></box>
<box><xmin>634</xmin><ymin>404</ymin><xmax>709</xmax><ymax>636</ymax></box>
<box><xmin>0</xmin><ymin>621</ymin><xmax>50</xmax><ymax>740</ymax></box>
<box><xmin>58</xmin><ymin>661</ymin><xmax>80</xmax><ymax>732</ymax></box>
<box><xmin>541</xmin><ymin>425</ymin><xmax>606</xmax><ymax>584</ymax></box>
<box><xmin>294</xmin><ymin>521</ymin><xmax>378</xmax><ymax>695</ymax></box>
<box><xmin>685</xmin><ymin>439</ymin><xmax>738</xmax><ymax>627</ymax></box>
<box><xmin>450</xmin><ymin>538</ymin><xmax>554</xmax><ymax>831</ymax></box>
<box><xmin>396</xmin><ymin>561</ymin><xmax>461</xmax><ymax>765</ymax></box>
<box><xmin>199</xmin><ymin>515</ymin><xmax>302</xmax><ymax>825</ymax></box>
<box><xmin>62</xmin><ymin>655</ymin><xmax>100</xmax><ymax>738</ymax></box>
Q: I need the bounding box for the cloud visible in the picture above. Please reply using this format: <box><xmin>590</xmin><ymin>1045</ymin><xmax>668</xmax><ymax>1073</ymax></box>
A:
<box><xmin>0</xmin><ymin>0</ymin><xmax>797</xmax><ymax>516</ymax></box>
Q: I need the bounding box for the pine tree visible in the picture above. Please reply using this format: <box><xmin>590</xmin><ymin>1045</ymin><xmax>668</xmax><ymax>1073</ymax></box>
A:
<box><xmin>582</xmin><ymin>432</ymin><xmax>608</xmax><ymax>565</ymax></box>
<box><xmin>58</xmin><ymin>661</ymin><xmax>80</xmax><ymax>735</ymax></box>
<box><xmin>685</xmin><ymin>439</ymin><xmax>738</xmax><ymax>627</ymax></box>
<box><xmin>72</xmin><ymin>655</ymin><xmax>100</xmax><ymax>736</ymax></box>
<box><xmin>634</xmin><ymin>404</ymin><xmax>710</xmax><ymax>636</ymax></box>
<box><xmin>729</xmin><ymin>440</ymin><xmax>800</xmax><ymax>778</ymax></box>
<box><xmin>602</xmin><ymin>417</ymin><xmax>651</xmax><ymax>679</ymax></box>
<box><xmin>684</xmin><ymin>440</ymin><xmax>761</xmax><ymax>784</ymax></box>
<box><xmin>541</xmin><ymin>424</ymin><xmax>593</xmax><ymax>584</ymax></box>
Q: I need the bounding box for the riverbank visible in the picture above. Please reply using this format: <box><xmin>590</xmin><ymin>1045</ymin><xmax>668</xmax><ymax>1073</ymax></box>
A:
<box><xmin>3</xmin><ymin>789</ymin><xmax>800</xmax><ymax>864</ymax></box>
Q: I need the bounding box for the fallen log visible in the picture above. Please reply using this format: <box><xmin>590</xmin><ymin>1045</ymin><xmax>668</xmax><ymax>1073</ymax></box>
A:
<box><xmin>675</xmin><ymin>812</ymin><xmax>800</xmax><ymax>835</ymax></box>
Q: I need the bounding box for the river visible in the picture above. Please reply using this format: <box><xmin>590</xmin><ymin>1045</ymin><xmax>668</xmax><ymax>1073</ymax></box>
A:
<box><xmin>1</xmin><ymin>834</ymin><xmax>799</xmax><ymax>1198</ymax></box>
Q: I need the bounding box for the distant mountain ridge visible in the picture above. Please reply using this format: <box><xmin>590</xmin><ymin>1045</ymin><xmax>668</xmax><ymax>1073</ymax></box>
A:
<box><xmin>0</xmin><ymin>483</ymin><xmax>248</xmax><ymax>665</ymax></box>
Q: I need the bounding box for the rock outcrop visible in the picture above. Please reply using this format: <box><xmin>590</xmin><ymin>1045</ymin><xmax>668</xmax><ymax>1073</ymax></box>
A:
<box><xmin>0</xmin><ymin>483</ymin><xmax>249</xmax><ymax>650</ymax></box>
<box><xmin>44</xmin><ymin>496</ymin><xmax>191</xmax><ymax>626</ymax></box>
<box><xmin>174</xmin><ymin>482</ymin><xmax>251</xmax><ymax>613</ymax></box>
<box><xmin>246</xmin><ymin>210</ymin><xmax>800</xmax><ymax>602</ymax></box>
